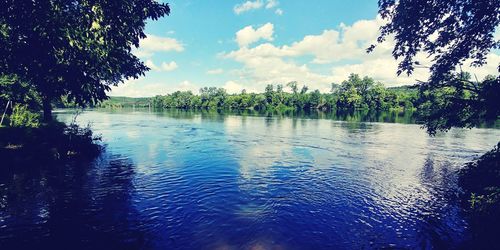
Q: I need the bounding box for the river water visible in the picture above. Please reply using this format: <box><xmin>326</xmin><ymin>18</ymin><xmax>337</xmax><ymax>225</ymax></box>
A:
<box><xmin>1</xmin><ymin>109</ymin><xmax>498</xmax><ymax>249</ymax></box>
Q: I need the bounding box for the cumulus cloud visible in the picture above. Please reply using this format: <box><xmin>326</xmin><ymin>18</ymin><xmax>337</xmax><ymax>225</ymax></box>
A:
<box><xmin>145</xmin><ymin>60</ymin><xmax>178</xmax><ymax>72</ymax></box>
<box><xmin>265</xmin><ymin>0</ymin><xmax>278</xmax><ymax>9</ymax></box>
<box><xmin>234</xmin><ymin>0</ymin><xmax>280</xmax><ymax>15</ymax></box>
<box><xmin>275</xmin><ymin>8</ymin><xmax>283</xmax><ymax>15</ymax></box>
<box><xmin>228</xmin><ymin>18</ymin><xmax>388</xmax><ymax>63</ymax></box>
<box><xmin>283</xmin><ymin>18</ymin><xmax>385</xmax><ymax>64</ymax></box>
<box><xmin>330</xmin><ymin>57</ymin><xmax>430</xmax><ymax>85</ymax></box>
<box><xmin>174</xmin><ymin>80</ymin><xmax>201</xmax><ymax>93</ymax></box>
<box><xmin>223</xmin><ymin>44</ymin><xmax>335</xmax><ymax>92</ymax></box>
<box><xmin>109</xmin><ymin>79</ymin><xmax>200</xmax><ymax>97</ymax></box>
<box><xmin>133</xmin><ymin>34</ymin><xmax>184</xmax><ymax>58</ymax></box>
<box><xmin>234</xmin><ymin>0</ymin><xmax>263</xmax><ymax>15</ymax></box>
<box><xmin>144</xmin><ymin>60</ymin><xmax>158</xmax><ymax>70</ymax></box>
<box><xmin>223</xmin><ymin>81</ymin><xmax>247</xmax><ymax>94</ymax></box>
<box><xmin>223</xmin><ymin>18</ymin><xmax>481</xmax><ymax>91</ymax></box>
<box><xmin>109</xmin><ymin>78</ymin><xmax>167</xmax><ymax>97</ymax></box>
<box><xmin>236</xmin><ymin>23</ymin><xmax>274</xmax><ymax>47</ymax></box>
<box><xmin>160</xmin><ymin>61</ymin><xmax>178</xmax><ymax>71</ymax></box>
<box><xmin>461</xmin><ymin>54</ymin><xmax>500</xmax><ymax>80</ymax></box>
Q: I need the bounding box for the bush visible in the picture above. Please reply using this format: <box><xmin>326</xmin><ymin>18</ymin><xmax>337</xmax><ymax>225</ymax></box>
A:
<box><xmin>460</xmin><ymin>142</ymin><xmax>500</xmax><ymax>214</ymax></box>
<box><xmin>64</xmin><ymin>121</ymin><xmax>102</xmax><ymax>155</ymax></box>
<box><xmin>9</xmin><ymin>104</ymin><xmax>40</xmax><ymax>128</ymax></box>
<box><xmin>459</xmin><ymin>142</ymin><xmax>500</xmax><ymax>247</ymax></box>
<box><xmin>0</xmin><ymin>120</ymin><xmax>102</xmax><ymax>165</ymax></box>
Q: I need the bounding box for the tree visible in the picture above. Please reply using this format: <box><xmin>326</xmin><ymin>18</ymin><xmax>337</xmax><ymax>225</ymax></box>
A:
<box><xmin>372</xmin><ymin>0</ymin><xmax>500</xmax><ymax>134</ymax></box>
<box><xmin>264</xmin><ymin>84</ymin><xmax>274</xmax><ymax>105</ymax></box>
<box><xmin>418</xmin><ymin>73</ymin><xmax>500</xmax><ymax>134</ymax></box>
<box><xmin>371</xmin><ymin>0</ymin><xmax>500</xmax><ymax>81</ymax></box>
<box><xmin>0</xmin><ymin>74</ymin><xmax>41</xmax><ymax>111</ymax></box>
<box><xmin>0</xmin><ymin>0</ymin><xmax>170</xmax><ymax>121</ymax></box>
<box><xmin>287</xmin><ymin>81</ymin><xmax>298</xmax><ymax>94</ymax></box>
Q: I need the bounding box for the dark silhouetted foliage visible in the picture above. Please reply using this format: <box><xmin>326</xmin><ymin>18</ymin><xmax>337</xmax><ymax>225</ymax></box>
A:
<box><xmin>418</xmin><ymin>73</ymin><xmax>500</xmax><ymax>135</ymax></box>
<box><xmin>371</xmin><ymin>0</ymin><xmax>500</xmax><ymax>81</ymax></box>
<box><xmin>458</xmin><ymin>143</ymin><xmax>500</xmax><ymax>248</ymax></box>
<box><xmin>0</xmin><ymin>120</ymin><xmax>102</xmax><ymax>165</ymax></box>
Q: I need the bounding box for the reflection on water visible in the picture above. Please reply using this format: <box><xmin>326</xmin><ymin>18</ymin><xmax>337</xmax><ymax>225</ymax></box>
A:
<box><xmin>1</xmin><ymin>109</ymin><xmax>499</xmax><ymax>249</ymax></box>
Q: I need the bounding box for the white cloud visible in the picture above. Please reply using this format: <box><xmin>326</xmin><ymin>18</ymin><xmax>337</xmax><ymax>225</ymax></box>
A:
<box><xmin>223</xmin><ymin>15</ymin><xmax>498</xmax><ymax>91</ymax></box>
<box><xmin>461</xmin><ymin>54</ymin><xmax>500</xmax><ymax>80</ymax></box>
<box><xmin>229</xmin><ymin>18</ymin><xmax>388</xmax><ymax>63</ymax></box>
<box><xmin>275</xmin><ymin>8</ymin><xmax>283</xmax><ymax>15</ymax></box>
<box><xmin>109</xmin><ymin>79</ymin><xmax>200</xmax><ymax>97</ymax></box>
<box><xmin>145</xmin><ymin>60</ymin><xmax>159</xmax><ymax>71</ymax></box>
<box><xmin>223</xmin><ymin>81</ymin><xmax>247</xmax><ymax>94</ymax></box>
<box><xmin>236</xmin><ymin>23</ymin><xmax>274</xmax><ymax>47</ymax></box>
<box><xmin>222</xmin><ymin>18</ymin><xmax>430</xmax><ymax>90</ymax></box>
<box><xmin>234</xmin><ymin>0</ymin><xmax>280</xmax><ymax>14</ymax></box>
<box><xmin>265</xmin><ymin>0</ymin><xmax>278</xmax><ymax>9</ymax></box>
<box><xmin>284</xmin><ymin>18</ymin><xmax>385</xmax><ymax>64</ymax></box>
<box><xmin>133</xmin><ymin>34</ymin><xmax>184</xmax><ymax>58</ymax></box>
<box><xmin>223</xmin><ymin>44</ymin><xmax>335</xmax><ymax>92</ymax></box>
<box><xmin>174</xmin><ymin>80</ymin><xmax>200</xmax><ymax>93</ymax></box>
<box><xmin>207</xmin><ymin>68</ymin><xmax>224</xmax><ymax>75</ymax></box>
<box><xmin>330</xmin><ymin>57</ymin><xmax>430</xmax><ymax>86</ymax></box>
<box><xmin>160</xmin><ymin>61</ymin><xmax>178</xmax><ymax>71</ymax></box>
<box><xmin>234</xmin><ymin>0</ymin><xmax>263</xmax><ymax>15</ymax></box>
<box><xmin>109</xmin><ymin>79</ymin><xmax>167</xmax><ymax>97</ymax></box>
<box><xmin>145</xmin><ymin>60</ymin><xmax>178</xmax><ymax>72</ymax></box>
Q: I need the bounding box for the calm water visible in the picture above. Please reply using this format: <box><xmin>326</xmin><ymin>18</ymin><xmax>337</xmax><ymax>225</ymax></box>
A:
<box><xmin>1</xmin><ymin>109</ymin><xmax>499</xmax><ymax>249</ymax></box>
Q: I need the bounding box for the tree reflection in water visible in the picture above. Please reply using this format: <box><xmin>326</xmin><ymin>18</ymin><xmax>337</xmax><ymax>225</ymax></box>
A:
<box><xmin>0</xmin><ymin>154</ymin><xmax>143</xmax><ymax>249</ymax></box>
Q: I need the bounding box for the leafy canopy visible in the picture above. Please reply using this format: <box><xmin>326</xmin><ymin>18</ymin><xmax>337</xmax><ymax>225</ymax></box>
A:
<box><xmin>418</xmin><ymin>73</ymin><xmax>499</xmax><ymax>135</ymax></box>
<box><xmin>0</xmin><ymin>0</ymin><xmax>170</xmax><ymax>117</ymax></box>
<box><xmin>371</xmin><ymin>0</ymin><xmax>500</xmax><ymax>81</ymax></box>
<box><xmin>372</xmin><ymin>0</ymin><xmax>500</xmax><ymax>134</ymax></box>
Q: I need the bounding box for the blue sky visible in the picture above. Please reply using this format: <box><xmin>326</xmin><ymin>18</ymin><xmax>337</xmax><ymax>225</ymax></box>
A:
<box><xmin>110</xmin><ymin>0</ymin><xmax>500</xmax><ymax>97</ymax></box>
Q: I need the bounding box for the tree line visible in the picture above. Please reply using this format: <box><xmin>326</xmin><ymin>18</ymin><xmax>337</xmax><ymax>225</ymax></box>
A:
<box><xmin>99</xmin><ymin>74</ymin><xmax>418</xmax><ymax>112</ymax></box>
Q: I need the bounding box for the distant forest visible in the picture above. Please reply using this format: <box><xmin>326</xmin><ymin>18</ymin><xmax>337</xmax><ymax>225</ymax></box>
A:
<box><xmin>91</xmin><ymin>74</ymin><xmax>419</xmax><ymax>112</ymax></box>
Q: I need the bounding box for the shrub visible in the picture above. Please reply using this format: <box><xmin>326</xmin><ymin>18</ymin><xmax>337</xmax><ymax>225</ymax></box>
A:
<box><xmin>9</xmin><ymin>104</ymin><xmax>40</xmax><ymax>128</ymax></box>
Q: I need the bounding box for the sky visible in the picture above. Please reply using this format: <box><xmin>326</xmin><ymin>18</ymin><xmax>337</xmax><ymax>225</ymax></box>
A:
<box><xmin>109</xmin><ymin>0</ymin><xmax>500</xmax><ymax>97</ymax></box>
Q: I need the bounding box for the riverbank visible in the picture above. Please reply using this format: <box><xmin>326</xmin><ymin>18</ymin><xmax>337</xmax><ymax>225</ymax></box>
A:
<box><xmin>459</xmin><ymin>143</ymin><xmax>500</xmax><ymax>248</ymax></box>
<box><xmin>0</xmin><ymin>121</ymin><xmax>102</xmax><ymax>166</ymax></box>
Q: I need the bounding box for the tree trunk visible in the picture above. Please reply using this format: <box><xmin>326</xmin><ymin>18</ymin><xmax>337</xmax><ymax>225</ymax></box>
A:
<box><xmin>42</xmin><ymin>97</ymin><xmax>52</xmax><ymax>122</ymax></box>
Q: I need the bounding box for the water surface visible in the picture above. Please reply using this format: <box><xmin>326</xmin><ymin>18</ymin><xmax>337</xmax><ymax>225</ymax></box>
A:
<box><xmin>1</xmin><ymin>109</ymin><xmax>498</xmax><ymax>249</ymax></box>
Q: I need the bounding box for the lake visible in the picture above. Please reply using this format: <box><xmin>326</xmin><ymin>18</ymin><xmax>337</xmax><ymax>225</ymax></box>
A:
<box><xmin>1</xmin><ymin>109</ymin><xmax>499</xmax><ymax>249</ymax></box>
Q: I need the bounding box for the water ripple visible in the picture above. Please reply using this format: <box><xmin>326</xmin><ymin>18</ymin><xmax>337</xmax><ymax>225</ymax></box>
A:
<box><xmin>0</xmin><ymin>109</ymin><xmax>499</xmax><ymax>249</ymax></box>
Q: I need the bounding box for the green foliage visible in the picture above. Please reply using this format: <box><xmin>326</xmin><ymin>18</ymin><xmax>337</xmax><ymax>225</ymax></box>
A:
<box><xmin>372</xmin><ymin>0</ymin><xmax>499</xmax><ymax>82</ymax></box>
<box><xmin>98</xmin><ymin>96</ymin><xmax>151</xmax><ymax>108</ymax></box>
<box><xmin>469</xmin><ymin>188</ymin><xmax>500</xmax><ymax>212</ymax></box>
<box><xmin>9</xmin><ymin>104</ymin><xmax>40</xmax><ymax>128</ymax></box>
<box><xmin>64</xmin><ymin>114</ymin><xmax>102</xmax><ymax>154</ymax></box>
<box><xmin>335</xmin><ymin>74</ymin><xmax>417</xmax><ymax>111</ymax></box>
<box><xmin>460</xmin><ymin>143</ymin><xmax>500</xmax><ymax>211</ymax></box>
<box><xmin>100</xmin><ymin>74</ymin><xmax>418</xmax><ymax>112</ymax></box>
<box><xmin>0</xmin><ymin>0</ymin><xmax>170</xmax><ymax>120</ymax></box>
<box><xmin>0</xmin><ymin>74</ymin><xmax>41</xmax><ymax>111</ymax></box>
<box><xmin>458</xmin><ymin>142</ymin><xmax>500</xmax><ymax>245</ymax></box>
<box><xmin>372</xmin><ymin>0</ymin><xmax>499</xmax><ymax>137</ymax></box>
<box><xmin>417</xmin><ymin>73</ymin><xmax>500</xmax><ymax>135</ymax></box>
<box><xmin>0</xmin><ymin>120</ymin><xmax>101</xmax><ymax>164</ymax></box>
